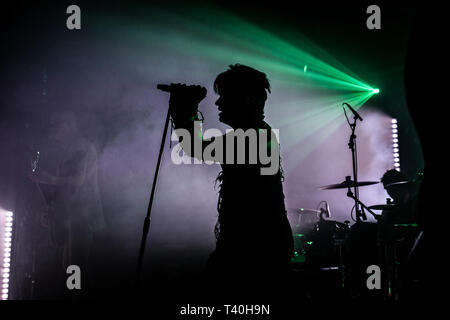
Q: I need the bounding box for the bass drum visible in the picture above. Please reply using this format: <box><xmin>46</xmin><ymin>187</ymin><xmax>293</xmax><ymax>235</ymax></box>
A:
<box><xmin>346</xmin><ymin>222</ymin><xmax>381</xmax><ymax>298</ymax></box>
<box><xmin>291</xmin><ymin>233</ymin><xmax>310</xmax><ymax>263</ymax></box>
<box><xmin>290</xmin><ymin>215</ymin><xmax>317</xmax><ymax>264</ymax></box>
<box><xmin>346</xmin><ymin>222</ymin><xmax>379</xmax><ymax>267</ymax></box>
<box><xmin>305</xmin><ymin>219</ymin><xmax>348</xmax><ymax>268</ymax></box>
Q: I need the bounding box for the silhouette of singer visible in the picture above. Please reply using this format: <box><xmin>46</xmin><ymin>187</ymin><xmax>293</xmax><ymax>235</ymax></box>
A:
<box><xmin>166</xmin><ymin>64</ymin><xmax>294</xmax><ymax>294</ymax></box>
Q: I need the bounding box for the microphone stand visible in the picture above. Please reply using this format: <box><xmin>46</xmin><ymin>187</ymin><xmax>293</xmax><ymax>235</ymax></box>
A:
<box><xmin>345</xmin><ymin>111</ymin><xmax>367</xmax><ymax>223</ymax></box>
<box><xmin>135</xmin><ymin>107</ymin><xmax>171</xmax><ymax>288</ymax></box>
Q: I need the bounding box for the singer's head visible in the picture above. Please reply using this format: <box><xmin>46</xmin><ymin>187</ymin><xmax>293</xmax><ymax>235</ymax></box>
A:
<box><xmin>214</xmin><ymin>64</ymin><xmax>270</xmax><ymax>128</ymax></box>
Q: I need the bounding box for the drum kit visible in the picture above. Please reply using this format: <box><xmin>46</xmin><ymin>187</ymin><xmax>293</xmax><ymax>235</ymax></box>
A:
<box><xmin>289</xmin><ymin>176</ymin><xmax>420</xmax><ymax>299</ymax></box>
<box><xmin>287</xmin><ymin>103</ymin><xmax>422</xmax><ymax>300</ymax></box>
<box><xmin>289</xmin><ymin>178</ymin><xmax>378</xmax><ymax>266</ymax></box>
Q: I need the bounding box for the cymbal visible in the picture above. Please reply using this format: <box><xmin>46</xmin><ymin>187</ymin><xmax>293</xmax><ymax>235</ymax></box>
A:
<box><xmin>386</xmin><ymin>180</ymin><xmax>415</xmax><ymax>187</ymax></box>
<box><xmin>368</xmin><ymin>204</ymin><xmax>397</xmax><ymax>210</ymax></box>
<box><xmin>287</xmin><ymin>208</ymin><xmax>321</xmax><ymax>214</ymax></box>
<box><xmin>319</xmin><ymin>180</ymin><xmax>379</xmax><ymax>190</ymax></box>
<box><xmin>393</xmin><ymin>223</ymin><xmax>418</xmax><ymax>227</ymax></box>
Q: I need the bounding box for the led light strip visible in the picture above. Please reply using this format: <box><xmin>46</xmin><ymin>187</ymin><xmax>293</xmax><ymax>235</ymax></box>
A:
<box><xmin>2</xmin><ymin>210</ymin><xmax>13</xmax><ymax>300</ymax></box>
<box><xmin>392</xmin><ymin>119</ymin><xmax>400</xmax><ymax>171</ymax></box>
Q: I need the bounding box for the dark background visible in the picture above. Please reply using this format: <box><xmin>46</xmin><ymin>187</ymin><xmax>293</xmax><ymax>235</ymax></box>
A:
<box><xmin>0</xmin><ymin>0</ymin><xmax>441</xmax><ymax>304</ymax></box>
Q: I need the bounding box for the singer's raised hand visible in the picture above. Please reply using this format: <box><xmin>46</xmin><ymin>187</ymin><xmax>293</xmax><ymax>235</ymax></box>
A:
<box><xmin>168</xmin><ymin>83</ymin><xmax>206</xmax><ymax>123</ymax></box>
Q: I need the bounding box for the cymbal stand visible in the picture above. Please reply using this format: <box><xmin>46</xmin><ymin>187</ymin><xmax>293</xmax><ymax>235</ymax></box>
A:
<box><xmin>344</xmin><ymin>109</ymin><xmax>366</xmax><ymax>222</ymax></box>
<box><xmin>345</xmin><ymin>180</ymin><xmax>381</xmax><ymax>221</ymax></box>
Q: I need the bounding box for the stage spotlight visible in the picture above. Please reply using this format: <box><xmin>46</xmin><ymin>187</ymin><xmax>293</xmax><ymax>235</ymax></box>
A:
<box><xmin>372</xmin><ymin>88</ymin><xmax>380</xmax><ymax>94</ymax></box>
<box><xmin>392</xmin><ymin>118</ymin><xmax>400</xmax><ymax>171</ymax></box>
<box><xmin>1</xmin><ymin>209</ymin><xmax>13</xmax><ymax>300</ymax></box>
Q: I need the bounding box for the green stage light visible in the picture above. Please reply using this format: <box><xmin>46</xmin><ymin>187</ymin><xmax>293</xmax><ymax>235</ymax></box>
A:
<box><xmin>90</xmin><ymin>3</ymin><xmax>382</xmax><ymax>174</ymax></box>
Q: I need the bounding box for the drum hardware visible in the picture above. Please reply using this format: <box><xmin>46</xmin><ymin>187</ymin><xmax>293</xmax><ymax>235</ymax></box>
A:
<box><xmin>385</xmin><ymin>173</ymin><xmax>423</xmax><ymax>188</ymax></box>
<box><xmin>319</xmin><ymin>179</ymin><xmax>379</xmax><ymax>190</ymax></box>
<box><xmin>319</xmin><ymin>176</ymin><xmax>381</xmax><ymax>222</ymax></box>
<box><xmin>407</xmin><ymin>230</ymin><xmax>423</xmax><ymax>260</ymax></box>
<box><xmin>344</xmin><ymin>176</ymin><xmax>381</xmax><ymax>221</ymax></box>
<box><xmin>287</xmin><ymin>208</ymin><xmax>321</xmax><ymax>215</ymax></box>
<box><xmin>309</xmin><ymin>217</ymin><xmax>349</xmax><ymax>288</ymax></box>
<box><xmin>386</xmin><ymin>181</ymin><xmax>413</xmax><ymax>187</ymax></box>
<box><xmin>291</xmin><ymin>233</ymin><xmax>311</xmax><ymax>263</ymax></box>
<box><xmin>294</xmin><ymin>104</ymin><xmax>421</xmax><ymax>299</ymax></box>
<box><xmin>320</xmin><ymin>267</ymin><xmax>339</xmax><ymax>271</ymax></box>
<box><xmin>393</xmin><ymin>223</ymin><xmax>418</xmax><ymax>227</ymax></box>
<box><xmin>287</xmin><ymin>207</ymin><xmax>321</xmax><ymax>236</ymax></box>
<box><xmin>368</xmin><ymin>204</ymin><xmax>397</xmax><ymax>211</ymax></box>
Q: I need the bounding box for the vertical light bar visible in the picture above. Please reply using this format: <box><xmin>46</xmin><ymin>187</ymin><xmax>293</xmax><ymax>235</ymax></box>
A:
<box><xmin>1</xmin><ymin>210</ymin><xmax>13</xmax><ymax>300</ymax></box>
<box><xmin>392</xmin><ymin>118</ymin><xmax>400</xmax><ymax>171</ymax></box>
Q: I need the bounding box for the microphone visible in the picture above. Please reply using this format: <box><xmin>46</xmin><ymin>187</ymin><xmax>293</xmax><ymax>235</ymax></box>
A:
<box><xmin>343</xmin><ymin>102</ymin><xmax>363</xmax><ymax>121</ymax></box>
<box><xmin>156</xmin><ymin>84</ymin><xmax>172</xmax><ymax>92</ymax></box>
<box><xmin>325</xmin><ymin>201</ymin><xmax>331</xmax><ymax>218</ymax></box>
<box><xmin>157</xmin><ymin>84</ymin><xmax>207</xmax><ymax>95</ymax></box>
<box><xmin>157</xmin><ymin>83</ymin><xmax>207</xmax><ymax>102</ymax></box>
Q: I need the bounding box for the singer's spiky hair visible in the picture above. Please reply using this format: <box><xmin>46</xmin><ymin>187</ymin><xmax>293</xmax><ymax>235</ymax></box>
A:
<box><xmin>214</xmin><ymin>64</ymin><xmax>270</xmax><ymax>110</ymax></box>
